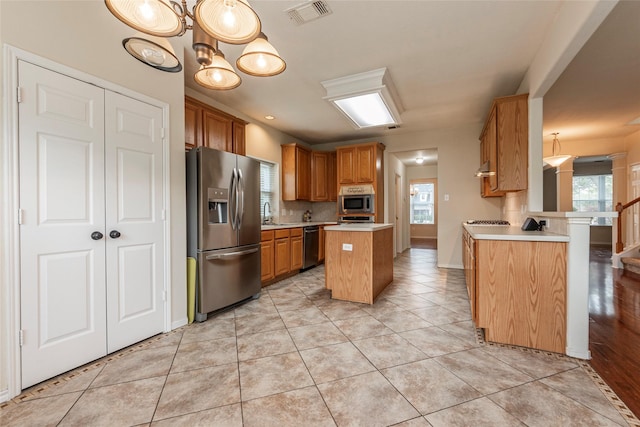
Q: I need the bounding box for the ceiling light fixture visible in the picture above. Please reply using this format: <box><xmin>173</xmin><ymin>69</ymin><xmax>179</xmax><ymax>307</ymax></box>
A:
<box><xmin>104</xmin><ymin>0</ymin><xmax>285</xmax><ymax>89</ymax></box>
<box><xmin>264</xmin><ymin>115</ymin><xmax>275</xmax><ymax>120</ymax></box>
<box><xmin>320</xmin><ymin>68</ymin><xmax>403</xmax><ymax>129</ymax></box>
<box><xmin>543</xmin><ymin>132</ymin><xmax>572</xmax><ymax>167</ymax></box>
<box><xmin>415</xmin><ymin>157</ymin><xmax>424</xmax><ymax>165</ymax></box>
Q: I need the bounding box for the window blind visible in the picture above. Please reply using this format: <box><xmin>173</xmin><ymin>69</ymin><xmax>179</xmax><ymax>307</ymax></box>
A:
<box><xmin>260</xmin><ymin>160</ymin><xmax>277</xmax><ymax>217</ymax></box>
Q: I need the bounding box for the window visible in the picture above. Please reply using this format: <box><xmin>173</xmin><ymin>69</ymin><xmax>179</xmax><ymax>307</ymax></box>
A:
<box><xmin>572</xmin><ymin>174</ymin><xmax>613</xmax><ymax>225</ymax></box>
<box><xmin>409</xmin><ymin>180</ymin><xmax>436</xmax><ymax>224</ymax></box>
<box><xmin>260</xmin><ymin>160</ymin><xmax>277</xmax><ymax>217</ymax></box>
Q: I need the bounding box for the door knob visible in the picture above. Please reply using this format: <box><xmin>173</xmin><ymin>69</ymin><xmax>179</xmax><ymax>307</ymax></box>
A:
<box><xmin>91</xmin><ymin>231</ymin><xmax>104</xmax><ymax>240</ymax></box>
<box><xmin>109</xmin><ymin>230</ymin><xmax>121</xmax><ymax>239</ymax></box>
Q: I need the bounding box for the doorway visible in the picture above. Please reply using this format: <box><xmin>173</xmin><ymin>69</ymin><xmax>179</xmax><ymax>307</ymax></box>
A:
<box><xmin>409</xmin><ymin>179</ymin><xmax>437</xmax><ymax>249</ymax></box>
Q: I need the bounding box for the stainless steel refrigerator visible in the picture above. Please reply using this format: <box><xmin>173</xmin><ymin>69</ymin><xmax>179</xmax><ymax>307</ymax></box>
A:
<box><xmin>186</xmin><ymin>147</ymin><xmax>261</xmax><ymax>322</ymax></box>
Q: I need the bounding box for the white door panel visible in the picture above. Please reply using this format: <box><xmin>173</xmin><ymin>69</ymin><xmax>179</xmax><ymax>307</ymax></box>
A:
<box><xmin>19</xmin><ymin>62</ymin><xmax>166</xmax><ymax>388</ymax></box>
<box><xmin>19</xmin><ymin>60</ymin><xmax>107</xmax><ymax>388</ymax></box>
<box><xmin>105</xmin><ymin>91</ymin><xmax>164</xmax><ymax>353</ymax></box>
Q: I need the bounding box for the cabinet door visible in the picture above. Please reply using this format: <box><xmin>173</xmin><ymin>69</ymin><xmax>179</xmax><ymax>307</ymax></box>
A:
<box><xmin>311</xmin><ymin>151</ymin><xmax>329</xmax><ymax>201</ymax></box>
<box><xmin>496</xmin><ymin>97</ymin><xmax>528</xmax><ymax>191</ymax></box>
<box><xmin>318</xmin><ymin>226</ymin><xmax>325</xmax><ymax>262</ymax></box>
<box><xmin>290</xmin><ymin>235</ymin><xmax>303</xmax><ymax>271</ymax></box>
<box><xmin>233</xmin><ymin>121</ymin><xmax>246</xmax><ymax>155</ymax></box>
<box><xmin>274</xmin><ymin>237</ymin><xmax>290</xmax><ymax>276</ymax></box>
<box><xmin>328</xmin><ymin>152</ymin><xmax>337</xmax><ymax>201</ymax></box>
<box><xmin>261</xmin><ymin>239</ymin><xmax>275</xmax><ymax>282</ymax></box>
<box><xmin>486</xmin><ymin>108</ymin><xmax>499</xmax><ymax>191</ymax></box>
<box><xmin>337</xmin><ymin>147</ymin><xmax>356</xmax><ymax>185</ymax></box>
<box><xmin>185</xmin><ymin>99</ymin><xmax>201</xmax><ymax>151</ymax></box>
<box><xmin>296</xmin><ymin>146</ymin><xmax>312</xmax><ymax>200</ymax></box>
<box><xmin>355</xmin><ymin>145</ymin><xmax>376</xmax><ymax>183</ymax></box>
<box><xmin>203</xmin><ymin>109</ymin><xmax>233</xmax><ymax>152</ymax></box>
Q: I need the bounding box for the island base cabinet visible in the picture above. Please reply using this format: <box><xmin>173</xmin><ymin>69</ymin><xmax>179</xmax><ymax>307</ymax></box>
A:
<box><xmin>325</xmin><ymin>227</ymin><xmax>393</xmax><ymax>304</ymax></box>
<box><xmin>477</xmin><ymin>240</ymin><xmax>567</xmax><ymax>354</ymax></box>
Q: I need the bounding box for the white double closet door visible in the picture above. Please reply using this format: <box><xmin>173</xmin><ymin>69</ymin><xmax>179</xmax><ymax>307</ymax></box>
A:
<box><xmin>18</xmin><ymin>61</ymin><xmax>166</xmax><ymax>388</ymax></box>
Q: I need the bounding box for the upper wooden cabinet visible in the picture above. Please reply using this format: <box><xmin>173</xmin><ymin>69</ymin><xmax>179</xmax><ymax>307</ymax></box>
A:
<box><xmin>337</xmin><ymin>143</ymin><xmax>383</xmax><ymax>185</ymax></box>
<box><xmin>282</xmin><ymin>143</ymin><xmax>312</xmax><ymax>201</ymax></box>
<box><xmin>479</xmin><ymin>93</ymin><xmax>528</xmax><ymax>194</ymax></box>
<box><xmin>311</xmin><ymin>151</ymin><xmax>337</xmax><ymax>202</ymax></box>
<box><xmin>184</xmin><ymin>96</ymin><xmax>246</xmax><ymax>155</ymax></box>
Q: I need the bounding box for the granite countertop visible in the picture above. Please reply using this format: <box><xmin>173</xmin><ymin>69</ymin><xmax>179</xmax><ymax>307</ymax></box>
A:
<box><xmin>325</xmin><ymin>223</ymin><xmax>394</xmax><ymax>232</ymax></box>
<box><xmin>463</xmin><ymin>224</ymin><xmax>569</xmax><ymax>242</ymax></box>
<box><xmin>261</xmin><ymin>221</ymin><xmax>337</xmax><ymax>230</ymax></box>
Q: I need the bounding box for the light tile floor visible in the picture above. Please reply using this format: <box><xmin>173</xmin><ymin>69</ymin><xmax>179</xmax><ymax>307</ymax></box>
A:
<box><xmin>1</xmin><ymin>248</ymin><xmax>637</xmax><ymax>426</ymax></box>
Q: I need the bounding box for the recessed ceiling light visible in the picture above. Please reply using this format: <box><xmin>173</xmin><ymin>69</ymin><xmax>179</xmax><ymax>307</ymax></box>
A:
<box><xmin>415</xmin><ymin>157</ymin><xmax>424</xmax><ymax>164</ymax></box>
<box><xmin>265</xmin><ymin>115</ymin><xmax>275</xmax><ymax>120</ymax></box>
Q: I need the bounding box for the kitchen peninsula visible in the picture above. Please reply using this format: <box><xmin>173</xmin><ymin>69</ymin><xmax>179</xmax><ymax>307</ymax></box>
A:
<box><xmin>324</xmin><ymin>223</ymin><xmax>394</xmax><ymax>304</ymax></box>
<box><xmin>463</xmin><ymin>223</ymin><xmax>570</xmax><ymax>354</ymax></box>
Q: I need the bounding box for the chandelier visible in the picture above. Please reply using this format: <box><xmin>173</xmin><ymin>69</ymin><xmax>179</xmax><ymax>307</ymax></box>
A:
<box><xmin>105</xmin><ymin>0</ymin><xmax>286</xmax><ymax>90</ymax></box>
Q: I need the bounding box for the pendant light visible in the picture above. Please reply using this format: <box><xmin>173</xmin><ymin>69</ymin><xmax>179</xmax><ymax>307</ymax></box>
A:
<box><xmin>104</xmin><ymin>0</ymin><xmax>284</xmax><ymax>90</ymax></box>
<box><xmin>105</xmin><ymin>0</ymin><xmax>184</xmax><ymax>37</ymax></box>
<box><xmin>543</xmin><ymin>133</ymin><xmax>572</xmax><ymax>167</ymax></box>
<box><xmin>236</xmin><ymin>32</ymin><xmax>286</xmax><ymax>76</ymax></box>
<box><xmin>123</xmin><ymin>34</ymin><xmax>182</xmax><ymax>72</ymax></box>
<box><xmin>194</xmin><ymin>0</ymin><xmax>261</xmax><ymax>44</ymax></box>
<box><xmin>194</xmin><ymin>52</ymin><xmax>242</xmax><ymax>90</ymax></box>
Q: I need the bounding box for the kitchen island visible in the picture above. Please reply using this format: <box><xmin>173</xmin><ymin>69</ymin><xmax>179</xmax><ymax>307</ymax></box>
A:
<box><xmin>463</xmin><ymin>224</ymin><xmax>570</xmax><ymax>354</ymax></box>
<box><xmin>324</xmin><ymin>223</ymin><xmax>394</xmax><ymax>304</ymax></box>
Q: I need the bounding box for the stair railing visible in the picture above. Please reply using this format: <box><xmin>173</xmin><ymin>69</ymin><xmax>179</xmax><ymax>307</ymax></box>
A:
<box><xmin>615</xmin><ymin>196</ymin><xmax>640</xmax><ymax>252</ymax></box>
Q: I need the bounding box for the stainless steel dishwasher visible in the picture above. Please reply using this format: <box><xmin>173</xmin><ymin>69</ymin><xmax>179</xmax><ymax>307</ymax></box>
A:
<box><xmin>302</xmin><ymin>225</ymin><xmax>319</xmax><ymax>269</ymax></box>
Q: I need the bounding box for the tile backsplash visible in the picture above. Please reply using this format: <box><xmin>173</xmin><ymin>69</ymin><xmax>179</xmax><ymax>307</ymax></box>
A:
<box><xmin>276</xmin><ymin>201</ymin><xmax>338</xmax><ymax>223</ymax></box>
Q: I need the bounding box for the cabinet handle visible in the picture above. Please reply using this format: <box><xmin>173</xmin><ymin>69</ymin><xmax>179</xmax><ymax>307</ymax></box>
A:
<box><xmin>109</xmin><ymin>230</ymin><xmax>121</xmax><ymax>239</ymax></box>
<box><xmin>91</xmin><ymin>231</ymin><xmax>104</xmax><ymax>240</ymax></box>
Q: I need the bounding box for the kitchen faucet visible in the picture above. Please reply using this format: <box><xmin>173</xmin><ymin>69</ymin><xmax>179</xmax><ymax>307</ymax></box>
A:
<box><xmin>262</xmin><ymin>201</ymin><xmax>271</xmax><ymax>225</ymax></box>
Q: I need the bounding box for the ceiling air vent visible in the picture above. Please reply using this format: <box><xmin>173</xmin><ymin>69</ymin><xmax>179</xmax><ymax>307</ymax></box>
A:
<box><xmin>286</xmin><ymin>1</ymin><xmax>333</xmax><ymax>25</ymax></box>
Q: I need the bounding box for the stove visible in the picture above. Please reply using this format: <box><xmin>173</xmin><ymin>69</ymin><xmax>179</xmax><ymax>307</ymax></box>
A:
<box><xmin>465</xmin><ymin>219</ymin><xmax>511</xmax><ymax>226</ymax></box>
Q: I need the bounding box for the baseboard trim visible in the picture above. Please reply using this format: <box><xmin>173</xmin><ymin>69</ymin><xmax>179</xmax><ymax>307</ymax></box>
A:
<box><xmin>0</xmin><ymin>389</ymin><xmax>9</xmax><ymax>403</ymax></box>
<box><xmin>171</xmin><ymin>317</ymin><xmax>188</xmax><ymax>330</ymax></box>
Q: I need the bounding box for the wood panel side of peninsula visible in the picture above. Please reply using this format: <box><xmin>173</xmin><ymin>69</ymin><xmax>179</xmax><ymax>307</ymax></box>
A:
<box><xmin>325</xmin><ymin>226</ymin><xmax>393</xmax><ymax>304</ymax></box>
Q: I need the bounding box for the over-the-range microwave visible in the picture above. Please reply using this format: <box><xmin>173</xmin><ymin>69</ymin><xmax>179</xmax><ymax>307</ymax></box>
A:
<box><xmin>338</xmin><ymin>184</ymin><xmax>375</xmax><ymax>215</ymax></box>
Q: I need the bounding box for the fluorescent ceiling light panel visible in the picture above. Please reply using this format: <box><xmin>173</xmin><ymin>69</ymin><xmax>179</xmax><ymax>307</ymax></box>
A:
<box><xmin>321</xmin><ymin>67</ymin><xmax>403</xmax><ymax>129</ymax></box>
<box><xmin>334</xmin><ymin>93</ymin><xmax>395</xmax><ymax>128</ymax></box>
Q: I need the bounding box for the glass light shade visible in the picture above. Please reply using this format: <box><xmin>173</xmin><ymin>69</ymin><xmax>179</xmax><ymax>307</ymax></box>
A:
<box><xmin>194</xmin><ymin>53</ymin><xmax>241</xmax><ymax>90</ymax></box>
<box><xmin>123</xmin><ymin>34</ymin><xmax>182</xmax><ymax>72</ymax></box>
<box><xmin>236</xmin><ymin>33</ymin><xmax>286</xmax><ymax>76</ymax></box>
<box><xmin>194</xmin><ymin>0</ymin><xmax>261</xmax><ymax>44</ymax></box>
<box><xmin>543</xmin><ymin>155</ymin><xmax>572</xmax><ymax>167</ymax></box>
<box><xmin>334</xmin><ymin>92</ymin><xmax>395</xmax><ymax>128</ymax></box>
<box><xmin>105</xmin><ymin>0</ymin><xmax>183</xmax><ymax>37</ymax></box>
<box><xmin>415</xmin><ymin>157</ymin><xmax>424</xmax><ymax>164</ymax></box>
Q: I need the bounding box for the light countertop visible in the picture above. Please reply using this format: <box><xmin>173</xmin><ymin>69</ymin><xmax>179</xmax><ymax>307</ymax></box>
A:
<box><xmin>325</xmin><ymin>223</ymin><xmax>394</xmax><ymax>232</ymax></box>
<box><xmin>261</xmin><ymin>221</ymin><xmax>337</xmax><ymax>231</ymax></box>
<box><xmin>463</xmin><ymin>224</ymin><xmax>569</xmax><ymax>242</ymax></box>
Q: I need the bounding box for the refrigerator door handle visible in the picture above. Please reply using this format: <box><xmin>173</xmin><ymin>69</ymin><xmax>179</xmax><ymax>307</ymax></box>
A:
<box><xmin>205</xmin><ymin>247</ymin><xmax>259</xmax><ymax>260</ymax></box>
<box><xmin>237</xmin><ymin>168</ymin><xmax>244</xmax><ymax>230</ymax></box>
<box><xmin>229</xmin><ymin>168</ymin><xmax>237</xmax><ymax>230</ymax></box>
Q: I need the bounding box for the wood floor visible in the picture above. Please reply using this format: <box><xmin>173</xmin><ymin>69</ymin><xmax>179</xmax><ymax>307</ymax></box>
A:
<box><xmin>588</xmin><ymin>245</ymin><xmax>640</xmax><ymax>417</ymax></box>
<box><xmin>410</xmin><ymin>238</ymin><xmax>437</xmax><ymax>249</ymax></box>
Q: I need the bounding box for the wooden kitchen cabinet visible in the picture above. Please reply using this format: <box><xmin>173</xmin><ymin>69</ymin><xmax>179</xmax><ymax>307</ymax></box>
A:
<box><xmin>282</xmin><ymin>143</ymin><xmax>312</xmax><ymax>201</ymax></box>
<box><xmin>463</xmin><ymin>229</ymin><xmax>567</xmax><ymax>353</ymax></box>
<box><xmin>311</xmin><ymin>151</ymin><xmax>337</xmax><ymax>202</ymax></box>
<box><xmin>328</xmin><ymin>151</ymin><xmax>337</xmax><ymax>202</ymax></box>
<box><xmin>318</xmin><ymin>225</ymin><xmax>325</xmax><ymax>262</ymax></box>
<box><xmin>461</xmin><ymin>229</ymin><xmax>478</xmax><ymax>323</ymax></box>
<box><xmin>274</xmin><ymin>228</ymin><xmax>291</xmax><ymax>276</ymax></box>
<box><xmin>479</xmin><ymin>109</ymin><xmax>505</xmax><ymax>197</ymax></box>
<box><xmin>479</xmin><ymin>93</ymin><xmax>528</xmax><ymax>194</ymax></box>
<box><xmin>260</xmin><ymin>230</ymin><xmax>275</xmax><ymax>283</ymax></box>
<box><xmin>184</xmin><ymin>96</ymin><xmax>246</xmax><ymax>155</ymax></box>
<box><xmin>290</xmin><ymin>228</ymin><xmax>303</xmax><ymax>271</ymax></box>
<box><xmin>337</xmin><ymin>142</ymin><xmax>385</xmax><ymax>222</ymax></box>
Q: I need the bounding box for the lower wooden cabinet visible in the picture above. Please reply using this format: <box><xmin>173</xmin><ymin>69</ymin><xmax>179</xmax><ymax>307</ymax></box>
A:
<box><xmin>290</xmin><ymin>228</ymin><xmax>303</xmax><ymax>270</ymax></box>
<box><xmin>463</xmin><ymin>228</ymin><xmax>567</xmax><ymax>353</ymax></box>
<box><xmin>318</xmin><ymin>225</ymin><xmax>325</xmax><ymax>263</ymax></box>
<box><xmin>261</xmin><ymin>231</ymin><xmax>275</xmax><ymax>283</ymax></box>
<box><xmin>274</xmin><ymin>229</ymin><xmax>291</xmax><ymax>276</ymax></box>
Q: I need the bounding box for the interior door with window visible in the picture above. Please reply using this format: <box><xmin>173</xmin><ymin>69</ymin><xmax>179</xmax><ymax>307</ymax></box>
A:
<box><xmin>18</xmin><ymin>60</ymin><xmax>108</xmax><ymax>388</ymax></box>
